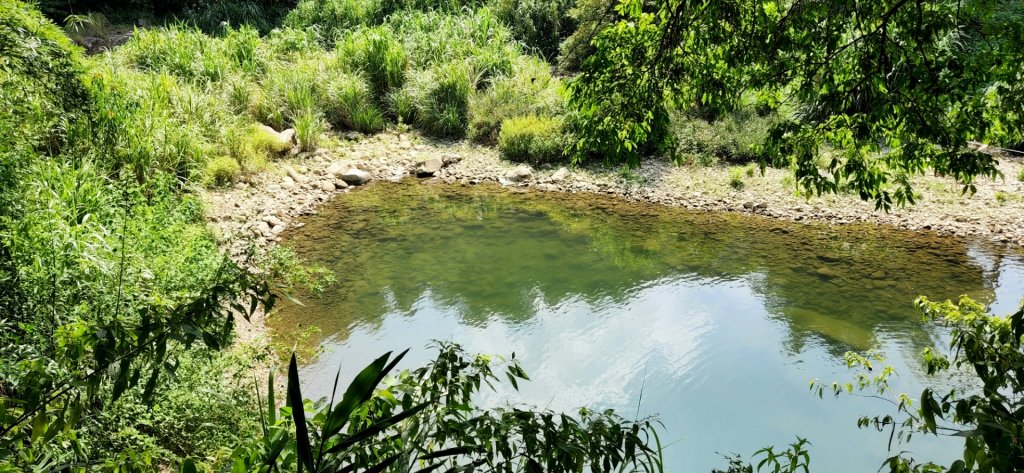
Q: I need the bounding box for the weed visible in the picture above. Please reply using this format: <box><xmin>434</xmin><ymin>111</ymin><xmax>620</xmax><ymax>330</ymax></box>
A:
<box><xmin>728</xmin><ymin>166</ymin><xmax>745</xmax><ymax>190</ymax></box>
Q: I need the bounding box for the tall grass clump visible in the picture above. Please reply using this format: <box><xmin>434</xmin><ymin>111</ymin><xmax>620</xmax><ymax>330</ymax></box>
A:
<box><xmin>408</xmin><ymin>63</ymin><xmax>472</xmax><ymax>138</ymax></box>
<box><xmin>119</xmin><ymin>24</ymin><xmax>267</xmax><ymax>83</ymax></box>
<box><xmin>336</xmin><ymin>26</ymin><xmax>408</xmax><ymax>99</ymax></box>
<box><xmin>325</xmin><ymin>73</ymin><xmax>386</xmax><ymax>133</ymax></box>
<box><xmin>497</xmin><ymin>115</ymin><xmax>568</xmax><ymax>164</ymax></box>
<box><xmin>385</xmin><ymin>9</ymin><xmax>518</xmax><ymax>85</ymax></box>
<box><xmin>186</xmin><ymin>0</ymin><xmax>286</xmax><ymax>34</ymax></box>
<box><xmin>468</xmin><ymin>56</ymin><xmax>564</xmax><ymax>145</ymax></box>
<box><xmin>294</xmin><ymin>108</ymin><xmax>327</xmax><ymax>151</ymax></box>
<box><xmin>671</xmin><ymin>105</ymin><xmax>776</xmax><ymax>164</ymax></box>
<box><xmin>491</xmin><ymin>0</ymin><xmax>577</xmax><ymax>60</ymax></box>
<box><xmin>252</xmin><ymin>59</ymin><xmax>328</xmax><ymax>129</ymax></box>
<box><xmin>285</xmin><ymin>0</ymin><xmax>383</xmax><ymax>43</ymax></box>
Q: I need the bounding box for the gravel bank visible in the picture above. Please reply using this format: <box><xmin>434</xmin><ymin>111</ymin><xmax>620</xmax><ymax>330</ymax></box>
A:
<box><xmin>206</xmin><ymin>131</ymin><xmax>1024</xmax><ymax>260</ymax></box>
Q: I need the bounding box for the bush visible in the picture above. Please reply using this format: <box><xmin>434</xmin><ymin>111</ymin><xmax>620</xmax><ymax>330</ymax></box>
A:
<box><xmin>204</xmin><ymin>156</ymin><xmax>242</xmax><ymax>186</ymax></box>
<box><xmin>0</xmin><ymin>0</ymin><xmax>89</xmax><ymax>163</ymax></box>
<box><xmin>409</xmin><ymin>64</ymin><xmax>472</xmax><ymax>138</ymax></box>
<box><xmin>468</xmin><ymin>56</ymin><xmax>564</xmax><ymax>145</ymax></box>
<box><xmin>1018</xmin><ymin>167</ymin><xmax>1024</xmax><ymax>182</ymax></box>
<box><xmin>498</xmin><ymin>115</ymin><xmax>568</xmax><ymax>164</ymax></box>
<box><xmin>491</xmin><ymin>0</ymin><xmax>576</xmax><ymax>60</ymax></box>
<box><xmin>671</xmin><ymin>105</ymin><xmax>775</xmax><ymax>164</ymax></box>
<box><xmin>556</xmin><ymin>0</ymin><xmax>616</xmax><ymax>73</ymax></box>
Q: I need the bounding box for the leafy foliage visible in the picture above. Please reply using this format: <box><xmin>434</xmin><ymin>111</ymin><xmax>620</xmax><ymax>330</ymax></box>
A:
<box><xmin>570</xmin><ymin>0</ymin><xmax>1024</xmax><ymax>208</ymax></box>
<box><xmin>228</xmin><ymin>343</ymin><xmax>665</xmax><ymax>472</ymax></box>
<box><xmin>811</xmin><ymin>297</ymin><xmax>1024</xmax><ymax>472</ymax></box>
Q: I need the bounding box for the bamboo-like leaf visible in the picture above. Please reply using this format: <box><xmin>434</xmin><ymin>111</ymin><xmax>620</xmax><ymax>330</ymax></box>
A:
<box><xmin>267</xmin><ymin>365</ymin><xmax>276</xmax><ymax>426</ymax></box>
<box><xmin>324</xmin><ymin>349</ymin><xmax>409</xmax><ymax>439</ymax></box>
<box><xmin>180</xmin><ymin>458</ymin><xmax>198</xmax><ymax>473</ymax></box>
<box><xmin>288</xmin><ymin>353</ymin><xmax>315</xmax><ymax>472</ymax></box>
<box><xmin>326</xmin><ymin>401</ymin><xmax>429</xmax><ymax>454</ymax></box>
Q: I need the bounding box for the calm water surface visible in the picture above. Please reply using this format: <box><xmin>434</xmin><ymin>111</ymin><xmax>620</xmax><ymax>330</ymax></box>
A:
<box><xmin>269</xmin><ymin>181</ymin><xmax>1024</xmax><ymax>472</ymax></box>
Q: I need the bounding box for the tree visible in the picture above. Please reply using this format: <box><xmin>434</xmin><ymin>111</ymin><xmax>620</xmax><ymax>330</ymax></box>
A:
<box><xmin>570</xmin><ymin>0</ymin><xmax>1024</xmax><ymax>209</ymax></box>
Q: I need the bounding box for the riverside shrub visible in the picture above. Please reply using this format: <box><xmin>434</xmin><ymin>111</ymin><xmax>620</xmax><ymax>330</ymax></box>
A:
<box><xmin>498</xmin><ymin>115</ymin><xmax>567</xmax><ymax>164</ymax></box>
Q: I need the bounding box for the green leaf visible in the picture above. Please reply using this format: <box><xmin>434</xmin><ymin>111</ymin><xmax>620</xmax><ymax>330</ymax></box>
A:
<box><xmin>323</xmin><ymin>349</ymin><xmax>408</xmax><ymax>439</ymax></box>
<box><xmin>288</xmin><ymin>353</ymin><xmax>315</xmax><ymax>472</ymax></box>
<box><xmin>180</xmin><ymin>458</ymin><xmax>198</xmax><ymax>473</ymax></box>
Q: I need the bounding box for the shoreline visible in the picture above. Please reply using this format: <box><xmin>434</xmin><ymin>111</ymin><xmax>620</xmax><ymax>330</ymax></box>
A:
<box><xmin>206</xmin><ymin>131</ymin><xmax>1024</xmax><ymax>259</ymax></box>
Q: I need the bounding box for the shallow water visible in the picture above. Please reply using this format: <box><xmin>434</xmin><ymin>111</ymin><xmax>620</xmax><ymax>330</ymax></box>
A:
<box><xmin>269</xmin><ymin>181</ymin><xmax>1024</xmax><ymax>472</ymax></box>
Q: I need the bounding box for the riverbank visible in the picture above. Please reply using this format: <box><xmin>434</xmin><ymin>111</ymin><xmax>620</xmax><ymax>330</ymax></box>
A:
<box><xmin>206</xmin><ymin>130</ymin><xmax>1024</xmax><ymax>262</ymax></box>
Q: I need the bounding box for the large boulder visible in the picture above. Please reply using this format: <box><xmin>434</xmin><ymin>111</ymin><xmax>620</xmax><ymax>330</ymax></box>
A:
<box><xmin>550</xmin><ymin>167</ymin><xmax>570</xmax><ymax>182</ymax></box>
<box><xmin>340</xmin><ymin>167</ymin><xmax>371</xmax><ymax>185</ymax></box>
<box><xmin>416</xmin><ymin>158</ymin><xmax>444</xmax><ymax>177</ymax></box>
<box><xmin>505</xmin><ymin>166</ymin><xmax>533</xmax><ymax>182</ymax></box>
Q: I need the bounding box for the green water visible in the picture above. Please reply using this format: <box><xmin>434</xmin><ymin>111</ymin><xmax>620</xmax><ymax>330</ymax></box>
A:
<box><xmin>269</xmin><ymin>181</ymin><xmax>1024</xmax><ymax>472</ymax></box>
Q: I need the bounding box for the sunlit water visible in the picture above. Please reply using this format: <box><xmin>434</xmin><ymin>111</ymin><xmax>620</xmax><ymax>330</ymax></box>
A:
<box><xmin>268</xmin><ymin>181</ymin><xmax>1024</xmax><ymax>472</ymax></box>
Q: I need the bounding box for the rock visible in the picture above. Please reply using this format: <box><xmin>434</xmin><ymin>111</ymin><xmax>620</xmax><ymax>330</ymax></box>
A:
<box><xmin>334</xmin><ymin>179</ymin><xmax>350</xmax><ymax>189</ymax></box>
<box><xmin>550</xmin><ymin>167</ymin><xmax>570</xmax><ymax>182</ymax></box>
<box><xmin>537</xmin><ymin>183</ymin><xmax>559</xmax><ymax>192</ymax></box>
<box><xmin>271</xmin><ymin>224</ymin><xmax>286</xmax><ymax>235</ymax></box>
<box><xmin>870</xmin><ymin>270</ymin><xmax>887</xmax><ymax>280</ymax></box>
<box><xmin>284</xmin><ymin>165</ymin><xmax>306</xmax><ymax>183</ymax></box>
<box><xmin>281</xmin><ymin>176</ymin><xmax>296</xmax><ymax>189</ymax></box>
<box><xmin>268</xmin><ymin>184</ymin><xmax>281</xmax><ymax>192</ymax></box>
<box><xmin>340</xmin><ymin>167</ymin><xmax>371</xmax><ymax>185</ymax></box>
<box><xmin>505</xmin><ymin>166</ymin><xmax>533</xmax><ymax>182</ymax></box>
<box><xmin>754</xmin><ymin>202</ymin><xmax>768</xmax><ymax>211</ymax></box>
<box><xmin>416</xmin><ymin>158</ymin><xmax>444</xmax><ymax>177</ymax></box>
<box><xmin>255</xmin><ymin>221</ymin><xmax>272</xmax><ymax>237</ymax></box>
<box><xmin>320</xmin><ymin>181</ymin><xmax>336</xmax><ymax>192</ymax></box>
<box><xmin>263</xmin><ymin>215</ymin><xmax>283</xmax><ymax>227</ymax></box>
<box><xmin>815</xmin><ymin>267</ymin><xmax>839</xmax><ymax>278</ymax></box>
<box><xmin>742</xmin><ymin>201</ymin><xmax>755</xmax><ymax>210</ymax></box>
<box><xmin>442</xmin><ymin>156</ymin><xmax>462</xmax><ymax>166</ymax></box>
<box><xmin>327</xmin><ymin>162</ymin><xmax>350</xmax><ymax>178</ymax></box>
<box><xmin>280</xmin><ymin>128</ymin><xmax>296</xmax><ymax>144</ymax></box>
<box><xmin>817</xmin><ymin>252</ymin><xmax>842</xmax><ymax>263</ymax></box>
